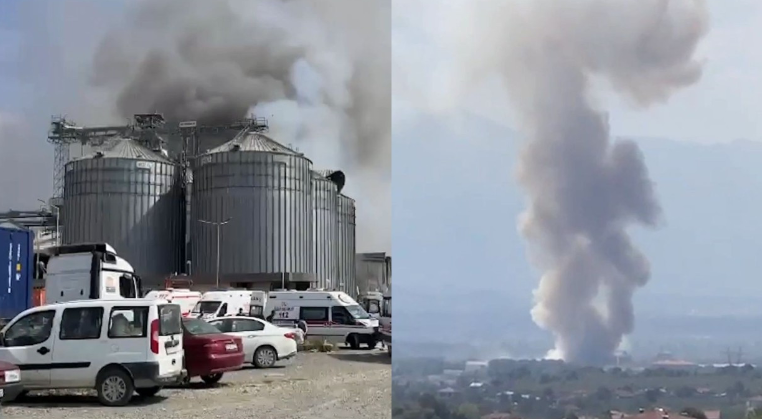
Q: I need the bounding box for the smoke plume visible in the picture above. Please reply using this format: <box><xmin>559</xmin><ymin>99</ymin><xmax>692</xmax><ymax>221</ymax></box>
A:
<box><xmin>88</xmin><ymin>0</ymin><xmax>390</xmax><ymax>252</ymax></box>
<box><xmin>450</xmin><ymin>0</ymin><xmax>708</xmax><ymax>364</ymax></box>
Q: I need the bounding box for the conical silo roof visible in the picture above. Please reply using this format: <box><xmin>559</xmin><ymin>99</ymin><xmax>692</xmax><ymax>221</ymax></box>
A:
<box><xmin>74</xmin><ymin>137</ymin><xmax>173</xmax><ymax>163</ymax></box>
<box><xmin>206</xmin><ymin>131</ymin><xmax>301</xmax><ymax>155</ymax></box>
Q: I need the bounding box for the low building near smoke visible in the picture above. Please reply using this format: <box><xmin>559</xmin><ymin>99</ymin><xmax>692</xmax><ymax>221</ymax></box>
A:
<box><xmin>464</xmin><ymin>361</ymin><xmax>489</xmax><ymax>373</ymax></box>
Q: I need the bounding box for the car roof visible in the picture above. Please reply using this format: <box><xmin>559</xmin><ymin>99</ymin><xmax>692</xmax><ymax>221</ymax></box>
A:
<box><xmin>38</xmin><ymin>298</ymin><xmax>170</xmax><ymax>310</ymax></box>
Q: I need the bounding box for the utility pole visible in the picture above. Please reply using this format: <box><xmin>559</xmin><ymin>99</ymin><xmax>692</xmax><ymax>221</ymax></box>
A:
<box><xmin>198</xmin><ymin>217</ymin><xmax>232</xmax><ymax>288</ymax></box>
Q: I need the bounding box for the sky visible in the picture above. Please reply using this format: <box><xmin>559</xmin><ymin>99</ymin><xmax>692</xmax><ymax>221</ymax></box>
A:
<box><xmin>390</xmin><ymin>0</ymin><xmax>762</xmax><ymax>344</ymax></box>
<box><xmin>393</xmin><ymin>0</ymin><xmax>762</xmax><ymax>143</ymax></box>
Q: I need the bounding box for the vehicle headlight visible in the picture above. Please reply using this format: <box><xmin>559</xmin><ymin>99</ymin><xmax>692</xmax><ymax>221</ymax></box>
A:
<box><xmin>4</xmin><ymin>369</ymin><xmax>20</xmax><ymax>383</ymax></box>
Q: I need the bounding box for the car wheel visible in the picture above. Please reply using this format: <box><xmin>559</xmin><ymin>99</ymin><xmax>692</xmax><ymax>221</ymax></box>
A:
<box><xmin>201</xmin><ymin>373</ymin><xmax>224</xmax><ymax>385</ymax></box>
<box><xmin>96</xmin><ymin>368</ymin><xmax>135</xmax><ymax>407</ymax></box>
<box><xmin>363</xmin><ymin>337</ymin><xmax>377</xmax><ymax>350</ymax></box>
<box><xmin>346</xmin><ymin>334</ymin><xmax>360</xmax><ymax>350</ymax></box>
<box><xmin>254</xmin><ymin>346</ymin><xmax>277</xmax><ymax>368</ymax></box>
<box><xmin>135</xmin><ymin>386</ymin><xmax>162</xmax><ymax>397</ymax></box>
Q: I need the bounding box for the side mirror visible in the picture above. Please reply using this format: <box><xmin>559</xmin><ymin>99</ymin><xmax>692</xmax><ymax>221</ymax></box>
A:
<box><xmin>0</xmin><ymin>332</ymin><xmax>5</xmax><ymax>346</ymax></box>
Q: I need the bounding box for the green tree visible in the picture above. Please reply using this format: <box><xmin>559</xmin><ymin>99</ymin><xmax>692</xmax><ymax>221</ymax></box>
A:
<box><xmin>456</xmin><ymin>403</ymin><xmax>480</xmax><ymax>419</ymax></box>
<box><xmin>645</xmin><ymin>388</ymin><xmax>660</xmax><ymax>403</ymax></box>
<box><xmin>680</xmin><ymin>407</ymin><xmax>707</xmax><ymax>419</ymax></box>
<box><xmin>595</xmin><ymin>386</ymin><xmax>613</xmax><ymax>402</ymax></box>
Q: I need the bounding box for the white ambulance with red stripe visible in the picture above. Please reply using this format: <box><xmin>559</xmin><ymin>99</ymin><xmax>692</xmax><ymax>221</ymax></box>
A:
<box><xmin>264</xmin><ymin>291</ymin><xmax>379</xmax><ymax>349</ymax></box>
<box><xmin>143</xmin><ymin>289</ymin><xmax>202</xmax><ymax>317</ymax></box>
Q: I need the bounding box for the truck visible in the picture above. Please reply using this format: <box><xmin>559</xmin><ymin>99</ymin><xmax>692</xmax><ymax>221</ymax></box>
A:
<box><xmin>0</xmin><ymin>224</ymin><xmax>34</xmax><ymax>325</ymax></box>
<box><xmin>359</xmin><ymin>291</ymin><xmax>383</xmax><ymax>319</ymax></box>
<box><xmin>43</xmin><ymin>243</ymin><xmax>143</xmax><ymax>303</ymax></box>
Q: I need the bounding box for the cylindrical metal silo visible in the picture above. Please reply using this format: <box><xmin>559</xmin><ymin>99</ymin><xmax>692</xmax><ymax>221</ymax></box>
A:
<box><xmin>191</xmin><ymin>131</ymin><xmax>314</xmax><ymax>287</ymax></box>
<box><xmin>62</xmin><ymin>138</ymin><xmax>185</xmax><ymax>285</ymax></box>
<box><xmin>312</xmin><ymin>171</ymin><xmax>338</xmax><ymax>290</ymax></box>
<box><xmin>337</xmin><ymin>194</ymin><xmax>356</xmax><ymax>297</ymax></box>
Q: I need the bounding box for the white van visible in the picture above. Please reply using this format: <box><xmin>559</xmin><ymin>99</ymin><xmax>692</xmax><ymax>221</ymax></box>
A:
<box><xmin>264</xmin><ymin>291</ymin><xmax>379</xmax><ymax>349</ymax></box>
<box><xmin>144</xmin><ymin>288</ymin><xmax>202</xmax><ymax>317</ymax></box>
<box><xmin>0</xmin><ymin>299</ymin><xmax>185</xmax><ymax>406</ymax></box>
<box><xmin>191</xmin><ymin>290</ymin><xmax>254</xmax><ymax>320</ymax></box>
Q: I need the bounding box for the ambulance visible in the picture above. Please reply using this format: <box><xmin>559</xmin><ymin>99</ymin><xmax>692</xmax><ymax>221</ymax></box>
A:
<box><xmin>191</xmin><ymin>290</ymin><xmax>254</xmax><ymax>320</ymax></box>
<box><xmin>249</xmin><ymin>291</ymin><xmax>268</xmax><ymax>318</ymax></box>
<box><xmin>143</xmin><ymin>288</ymin><xmax>202</xmax><ymax>317</ymax></box>
<box><xmin>264</xmin><ymin>290</ymin><xmax>379</xmax><ymax>349</ymax></box>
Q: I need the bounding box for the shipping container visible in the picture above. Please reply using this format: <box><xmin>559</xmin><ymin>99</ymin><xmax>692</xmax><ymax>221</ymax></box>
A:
<box><xmin>0</xmin><ymin>224</ymin><xmax>34</xmax><ymax>321</ymax></box>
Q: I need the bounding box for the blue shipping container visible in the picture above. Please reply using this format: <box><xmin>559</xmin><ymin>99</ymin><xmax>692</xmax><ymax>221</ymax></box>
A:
<box><xmin>0</xmin><ymin>224</ymin><xmax>33</xmax><ymax>320</ymax></box>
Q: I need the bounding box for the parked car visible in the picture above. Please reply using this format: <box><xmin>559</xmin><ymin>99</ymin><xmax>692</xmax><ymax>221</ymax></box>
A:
<box><xmin>207</xmin><ymin>316</ymin><xmax>298</xmax><ymax>369</ymax></box>
<box><xmin>0</xmin><ymin>299</ymin><xmax>185</xmax><ymax>406</ymax></box>
<box><xmin>0</xmin><ymin>361</ymin><xmax>21</xmax><ymax>402</ymax></box>
<box><xmin>181</xmin><ymin>317</ymin><xmax>244</xmax><ymax>385</ymax></box>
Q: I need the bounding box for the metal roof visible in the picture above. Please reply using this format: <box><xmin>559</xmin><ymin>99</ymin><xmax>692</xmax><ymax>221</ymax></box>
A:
<box><xmin>206</xmin><ymin>131</ymin><xmax>301</xmax><ymax>155</ymax></box>
<box><xmin>74</xmin><ymin>138</ymin><xmax>172</xmax><ymax>163</ymax></box>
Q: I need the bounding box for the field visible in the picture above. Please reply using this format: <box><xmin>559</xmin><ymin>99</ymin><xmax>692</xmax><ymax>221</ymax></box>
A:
<box><xmin>2</xmin><ymin>349</ymin><xmax>391</xmax><ymax>419</ymax></box>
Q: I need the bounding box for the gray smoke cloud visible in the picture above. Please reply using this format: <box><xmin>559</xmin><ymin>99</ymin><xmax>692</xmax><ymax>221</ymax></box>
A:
<box><xmin>87</xmin><ymin>0</ymin><xmax>390</xmax><ymax>252</ymax></box>
<box><xmin>449</xmin><ymin>0</ymin><xmax>709</xmax><ymax>364</ymax></box>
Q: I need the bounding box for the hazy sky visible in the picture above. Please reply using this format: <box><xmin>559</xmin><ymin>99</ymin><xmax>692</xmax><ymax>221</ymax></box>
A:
<box><xmin>393</xmin><ymin>0</ymin><xmax>762</xmax><ymax>143</ymax></box>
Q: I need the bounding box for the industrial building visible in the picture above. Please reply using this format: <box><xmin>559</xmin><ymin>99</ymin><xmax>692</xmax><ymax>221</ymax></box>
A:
<box><xmin>0</xmin><ymin>114</ymin><xmax>378</xmax><ymax>296</ymax></box>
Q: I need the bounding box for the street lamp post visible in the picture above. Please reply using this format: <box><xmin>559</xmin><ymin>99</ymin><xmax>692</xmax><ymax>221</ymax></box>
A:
<box><xmin>198</xmin><ymin>217</ymin><xmax>232</xmax><ymax>288</ymax></box>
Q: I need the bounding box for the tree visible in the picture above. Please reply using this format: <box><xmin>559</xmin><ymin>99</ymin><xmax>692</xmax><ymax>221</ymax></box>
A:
<box><xmin>456</xmin><ymin>403</ymin><xmax>480</xmax><ymax>419</ymax></box>
<box><xmin>645</xmin><ymin>388</ymin><xmax>660</xmax><ymax>403</ymax></box>
<box><xmin>595</xmin><ymin>386</ymin><xmax>613</xmax><ymax>402</ymax></box>
<box><xmin>680</xmin><ymin>407</ymin><xmax>707</xmax><ymax>419</ymax></box>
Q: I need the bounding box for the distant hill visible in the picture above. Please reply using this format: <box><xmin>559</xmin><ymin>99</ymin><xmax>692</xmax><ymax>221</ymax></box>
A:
<box><xmin>394</xmin><ymin>112</ymin><xmax>762</xmax><ymax>345</ymax></box>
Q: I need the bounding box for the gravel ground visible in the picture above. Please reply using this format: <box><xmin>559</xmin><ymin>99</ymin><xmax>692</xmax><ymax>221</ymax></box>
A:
<box><xmin>1</xmin><ymin>349</ymin><xmax>391</xmax><ymax>419</ymax></box>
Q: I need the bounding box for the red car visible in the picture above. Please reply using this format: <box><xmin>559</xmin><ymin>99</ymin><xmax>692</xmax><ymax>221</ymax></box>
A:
<box><xmin>0</xmin><ymin>361</ymin><xmax>22</xmax><ymax>402</ymax></box>
<box><xmin>181</xmin><ymin>317</ymin><xmax>244</xmax><ymax>385</ymax></box>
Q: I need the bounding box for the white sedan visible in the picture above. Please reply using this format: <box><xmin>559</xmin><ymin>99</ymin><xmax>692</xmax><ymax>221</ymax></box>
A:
<box><xmin>207</xmin><ymin>316</ymin><xmax>298</xmax><ymax>368</ymax></box>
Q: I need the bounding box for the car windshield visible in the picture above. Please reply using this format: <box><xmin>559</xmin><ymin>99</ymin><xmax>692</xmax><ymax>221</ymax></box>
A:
<box><xmin>182</xmin><ymin>318</ymin><xmax>222</xmax><ymax>335</ymax></box>
<box><xmin>345</xmin><ymin>304</ymin><xmax>370</xmax><ymax>320</ymax></box>
<box><xmin>192</xmin><ymin>301</ymin><xmax>221</xmax><ymax>314</ymax></box>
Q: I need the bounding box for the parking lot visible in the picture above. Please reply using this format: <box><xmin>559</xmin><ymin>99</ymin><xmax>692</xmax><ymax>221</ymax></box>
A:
<box><xmin>1</xmin><ymin>349</ymin><xmax>391</xmax><ymax>419</ymax></box>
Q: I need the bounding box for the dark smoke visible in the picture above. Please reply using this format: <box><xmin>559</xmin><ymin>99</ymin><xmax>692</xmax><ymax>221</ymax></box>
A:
<box><xmin>452</xmin><ymin>0</ymin><xmax>708</xmax><ymax>364</ymax></box>
<box><xmin>88</xmin><ymin>0</ymin><xmax>390</xmax><ymax>251</ymax></box>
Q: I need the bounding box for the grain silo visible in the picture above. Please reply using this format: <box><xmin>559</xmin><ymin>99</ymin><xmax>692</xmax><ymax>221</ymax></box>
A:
<box><xmin>62</xmin><ymin>138</ymin><xmax>185</xmax><ymax>285</ymax></box>
<box><xmin>191</xmin><ymin>129</ymin><xmax>314</xmax><ymax>290</ymax></box>
<box><xmin>337</xmin><ymin>194</ymin><xmax>357</xmax><ymax>296</ymax></box>
<box><xmin>312</xmin><ymin>170</ymin><xmax>345</xmax><ymax>290</ymax></box>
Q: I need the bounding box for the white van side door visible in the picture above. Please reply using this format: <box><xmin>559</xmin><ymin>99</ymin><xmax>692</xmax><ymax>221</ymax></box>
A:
<box><xmin>52</xmin><ymin>306</ymin><xmax>107</xmax><ymax>387</ymax></box>
<box><xmin>0</xmin><ymin>309</ymin><xmax>57</xmax><ymax>387</ymax></box>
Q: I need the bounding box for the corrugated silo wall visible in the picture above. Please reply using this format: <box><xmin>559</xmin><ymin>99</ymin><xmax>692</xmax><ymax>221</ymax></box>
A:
<box><xmin>337</xmin><ymin>194</ymin><xmax>357</xmax><ymax>297</ymax></box>
<box><xmin>191</xmin><ymin>152</ymin><xmax>313</xmax><ymax>281</ymax></box>
<box><xmin>312</xmin><ymin>175</ymin><xmax>338</xmax><ymax>289</ymax></box>
<box><xmin>62</xmin><ymin>158</ymin><xmax>185</xmax><ymax>286</ymax></box>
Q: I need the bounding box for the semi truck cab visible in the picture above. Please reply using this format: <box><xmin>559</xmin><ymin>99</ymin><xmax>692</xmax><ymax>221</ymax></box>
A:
<box><xmin>44</xmin><ymin>243</ymin><xmax>142</xmax><ymax>304</ymax></box>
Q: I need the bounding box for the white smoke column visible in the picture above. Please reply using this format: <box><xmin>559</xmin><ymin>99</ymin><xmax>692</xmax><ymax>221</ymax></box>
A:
<box><xmin>447</xmin><ymin>0</ymin><xmax>708</xmax><ymax>364</ymax></box>
<box><xmin>87</xmin><ymin>0</ymin><xmax>390</xmax><ymax>252</ymax></box>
